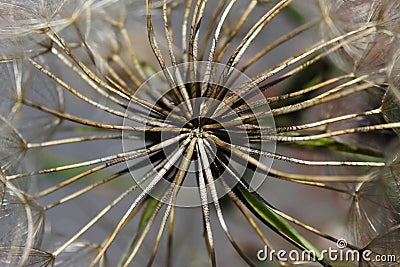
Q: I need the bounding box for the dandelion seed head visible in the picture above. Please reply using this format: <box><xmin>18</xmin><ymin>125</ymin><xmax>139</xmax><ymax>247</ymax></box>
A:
<box><xmin>0</xmin><ymin>0</ymin><xmax>399</xmax><ymax>266</ymax></box>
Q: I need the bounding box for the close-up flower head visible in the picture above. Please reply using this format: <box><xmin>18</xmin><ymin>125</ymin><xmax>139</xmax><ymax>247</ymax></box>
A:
<box><xmin>0</xmin><ymin>0</ymin><xmax>400</xmax><ymax>266</ymax></box>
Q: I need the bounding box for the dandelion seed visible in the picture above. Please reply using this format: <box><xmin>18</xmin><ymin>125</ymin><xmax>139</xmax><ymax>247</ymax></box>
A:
<box><xmin>0</xmin><ymin>173</ymin><xmax>45</xmax><ymax>266</ymax></box>
<box><xmin>42</xmin><ymin>234</ymin><xmax>102</xmax><ymax>267</ymax></box>
<box><xmin>360</xmin><ymin>225</ymin><xmax>400</xmax><ymax>266</ymax></box>
<box><xmin>0</xmin><ymin>246</ymin><xmax>53</xmax><ymax>267</ymax></box>
<box><xmin>346</xmin><ymin>172</ymin><xmax>398</xmax><ymax>248</ymax></box>
<box><xmin>319</xmin><ymin>0</ymin><xmax>399</xmax><ymax>81</ymax></box>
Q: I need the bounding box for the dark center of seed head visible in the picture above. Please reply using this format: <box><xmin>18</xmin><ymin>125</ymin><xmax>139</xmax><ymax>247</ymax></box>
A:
<box><xmin>182</xmin><ymin>117</ymin><xmax>223</xmax><ymax>138</ymax></box>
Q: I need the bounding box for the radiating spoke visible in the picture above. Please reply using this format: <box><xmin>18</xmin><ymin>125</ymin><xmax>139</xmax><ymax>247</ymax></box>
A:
<box><xmin>196</xmin><ymin>145</ymin><xmax>216</xmax><ymax>267</ymax></box>
<box><xmin>89</xmin><ymin>137</ymin><xmax>192</xmax><ymax>266</ymax></box>
<box><xmin>198</xmin><ymin>138</ymin><xmax>256</xmax><ymax>266</ymax></box>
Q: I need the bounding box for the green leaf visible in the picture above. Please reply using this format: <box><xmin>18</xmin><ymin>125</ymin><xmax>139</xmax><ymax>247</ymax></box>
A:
<box><xmin>288</xmin><ymin>138</ymin><xmax>384</xmax><ymax>160</ymax></box>
<box><xmin>118</xmin><ymin>197</ymin><xmax>160</xmax><ymax>267</ymax></box>
<box><xmin>282</xmin><ymin>5</ymin><xmax>306</xmax><ymax>24</ymax></box>
<box><xmin>237</xmin><ymin>185</ymin><xmax>332</xmax><ymax>266</ymax></box>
